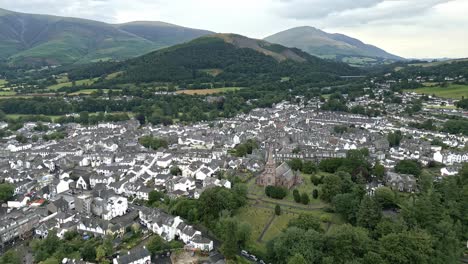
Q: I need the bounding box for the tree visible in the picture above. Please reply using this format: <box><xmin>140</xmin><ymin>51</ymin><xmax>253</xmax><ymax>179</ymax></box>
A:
<box><xmin>320</xmin><ymin>174</ymin><xmax>343</xmax><ymax>202</ymax></box>
<box><xmin>387</xmin><ymin>131</ymin><xmax>402</xmax><ymax>147</ymax></box>
<box><xmin>310</xmin><ymin>174</ymin><xmax>321</xmax><ymax>185</ymax></box>
<box><xmin>287</xmin><ymin>254</ymin><xmax>307</xmax><ymax>264</ymax></box>
<box><xmin>95</xmin><ymin>245</ymin><xmax>107</xmax><ymax>263</ymax></box>
<box><xmin>148</xmin><ymin>190</ymin><xmax>164</xmax><ymax>205</ymax></box>
<box><xmin>333</xmin><ymin>193</ymin><xmax>360</xmax><ymax>224</ymax></box>
<box><xmin>395</xmin><ymin>160</ymin><xmax>422</xmax><ymax>177</ymax></box>
<box><xmin>373</xmin><ymin>163</ymin><xmax>385</xmax><ymax>181</ymax></box>
<box><xmin>302</xmin><ymin>161</ymin><xmax>317</xmax><ymax>174</ymax></box>
<box><xmin>15</xmin><ymin>133</ymin><xmax>27</xmax><ymax>143</ymax></box>
<box><xmin>275</xmin><ymin>204</ymin><xmax>281</xmax><ymax>215</ymax></box>
<box><xmin>265</xmin><ymin>186</ymin><xmax>288</xmax><ymax>199</ymax></box>
<box><xmin>312</xmin><ymin>189</ymin><xmax>319</xmax><ymax>199</ymax></box>
<box><xmin>288</xmin><ymin>158</ymin><xmax>303</xmax><ymax>171</ymax></box>
<box><xmin>170</xmin><ymin>166</ymin><xmax>182</xmax><ymax>176</ymax></box>
<box><xmin>301</xmin><ymin>193</ymin><xmax>310</xmax><ymax>205</ymax></box>
<box><xmin>356</xmin><ymin>196</ymin><xmax>382</xmax><ymax>230</ymax></box>
<box><xmin>0</xmin><ymin>250</ymin><xmax>21</xmax><ymax>264</ymax></box>
<box><xmin>81</xmin><ymin>243</ymin><xmax>97</xmax><ymax>262</ymax></box>
<box><xmin>267</xmin><ymin>227</ymin><xmax>325</xmax><ymax>264</ymax></box>
<box><xmin>0</xmin><ymin>183</ymin><xmax>14</xmax><ymax>203</ymax></box>
<box><xmin>319</xmin><ymin>158</ymin><xmax>344</xmax><ymax>173</ymax></box>
<box><xmin>288</xmin><ymin>214</ymin><xmax>322</xmax><ymax>232</ymax></box>
<box><xmin>237</xmin><ymin>222</ymin><xmax>251</xmax><ymax>248</ymax></box>
<box><xmin>374</xmin><ymin>187</ymin><xmax>396</xmax><ymax>209</ymax></box>
<box><xmin>293</xmin><ymin>189</ymin><xmax>301</xmax><ymax>203</ymax></box>
<box><xmin>325</xmin><ymin>224</ymin><xmax>371</xmax><ymax>263</ymax></box>
<box><xmin>147</xmin><ymin>235</ymin><xmax>167</xmax><ymax>254</ymax></box>
<box><xmin>378</xmin><ymin>230</ymin><xmax>433</xmax><ymax>264</ymax></box>
<box><xmin>221</xmin><ymin>219</ymin><xmax>238</xmax><ymax>259</ymax></box>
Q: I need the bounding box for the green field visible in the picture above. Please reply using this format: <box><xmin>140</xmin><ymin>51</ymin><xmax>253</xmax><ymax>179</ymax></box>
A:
<box><xmin>176</xmin><ymin>87</ymin><xmax>243</xmax><ymax>95</ymax></box>
<box><xmin>0</xmin><ymin>79</ymin><xmax>7</xmax><ymax>88</ymax></box>
<box><xmin>406</xmin><ymin>84</ymin><xmax>468</xmax><ymax>99</ymax></box>
<box><xmin>0</xmin><ymin>91</ymin><xmax>16</xmax><ymax>96</ymax></box>
<box><xmin>69</xmin><ymin>89</ymin><xmax>109</xmax><ymax>96</ymax></box>
<box><xmin>6</xmin><ymin>114</ymin><xmax>63</xmax><ymax>121</ymax></box>
<box><xmin>48</xmin><ymin>78</ymin><xmax>99</xmax><ymax>90</ymax></box>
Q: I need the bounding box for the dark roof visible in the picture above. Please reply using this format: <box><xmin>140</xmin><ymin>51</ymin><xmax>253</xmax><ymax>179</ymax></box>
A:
<box><xmin>114</xmin><ymin>247</ymin><xmax>150</xmax><ymax>264</ymax></box>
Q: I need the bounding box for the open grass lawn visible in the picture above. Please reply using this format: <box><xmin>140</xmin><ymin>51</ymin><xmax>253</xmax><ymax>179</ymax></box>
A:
<box><xmin>0</xmin><ymin>79</ymin><xmax>7</xmax><ymax>88</ymax></box>
<box><xmin>406</xmin><ymin>84</ymin><xmax>468</xmax><ymax>99</ymax></box>
<box><xmin>69</xmin><ymin>89</ymin><xmax>109</xmax><ymax>96</ymax></box>
<box><xmin>261</xmin><ymin>213</ymin><xmax>296</xmax><ymax>242</ymax></box>
<box><xmin>6</xmin><ymin>114</ymin><xmax>62</xmax><ymax>121</ymax></box>
<box><xmin>176</xmin><ymin>87</ymin><xmax>243</xmax><ymax>95</ymax></box>
<box><xmin>105</xmin><ymin>71</ymin><xmax>123</xmax><ymax>80</ymax></box>
<box><xmin>0</xmin><ymin>91</ymin><xmax>17</xmax><ymax>96</ymax></box>
<box><xmin>236</xmin><ymin>207</ymin><xmax>273</xmax><ymax>242</ymax></box>
<box><xmin>48</xmin><ymin>77</ymin><xmax>99</xmax><ymax>90</ymax></box>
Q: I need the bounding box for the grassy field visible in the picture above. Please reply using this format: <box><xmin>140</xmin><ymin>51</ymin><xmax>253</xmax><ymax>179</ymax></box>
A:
<box><xmin>261</xmin><ymin>213</ymin><xmax>295</xmax><ymax>242</ymax></box>
<box><xmin>48</xmin><ymin>78</ymin><xmax>99</xmax><ymax>90</ymax></box>
<box><xmin>409</xmin><ymin>58</ymin><xmax>468</xmax><ymax>67</ymax></box>
<box><xmin>69</xmin><ymin>89</ymin><xmax>108</xmax><ymax>96</ymax></box>
<box><xmin>239</xmin><ymin>172</ymin><xmax>344</xmax><ymax>255</ymax></box>
<box><xmin>406</xmin><ymin>84</ymin><xmax>468</xmax><ymax>99</ymax></box>
<box><xmin>0</xmin><ymin>79</ymin><xmax>7</xmax><ymax>88</ymax></box>
<box><xmin>0</xmin><ymin>91</ymin><xmax>17</xmax><ymax>96</ymax></box>
<box><xmin>176</xmin><ymin>87</ymin><xmax>243</xmax><ymax>95</ymax></box>
<box><xmin>6</xmin><ymin>114</ymin><xmax>63</xmax><ymax>121</ymax></box>
<box><xmin>105</xmin><ymin>71</ymin><xmax>123</xmax><ymax>80</ymax></box>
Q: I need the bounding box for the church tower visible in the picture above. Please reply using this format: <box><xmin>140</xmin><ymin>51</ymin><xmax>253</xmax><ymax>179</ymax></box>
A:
<box><xmin>261</xmin><ymin>146</ymin><xmax>277</xmax><ymax>186</ymax></box>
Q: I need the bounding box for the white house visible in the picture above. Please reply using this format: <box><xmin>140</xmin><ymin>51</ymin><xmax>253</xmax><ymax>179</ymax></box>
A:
<box><xmin>102</xmin><ymin>196</ymin><xmax>128</xmax><ymax>220</ymax></box>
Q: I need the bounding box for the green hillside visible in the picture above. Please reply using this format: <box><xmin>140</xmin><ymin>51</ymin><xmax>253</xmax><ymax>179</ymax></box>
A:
<box><xmin>67</xmin><ymin>34</ymin><xmax>361</xmax><ymax>86</ymax></box>
<box><xmin>0</xmin><ymin>8</ymin><xmax>213</xmax><ymax>66</ymax></box>
<box><xmin>265</xmin><ymin>26</ymin><xmax>403</xmax><ymax>66</ymax></box>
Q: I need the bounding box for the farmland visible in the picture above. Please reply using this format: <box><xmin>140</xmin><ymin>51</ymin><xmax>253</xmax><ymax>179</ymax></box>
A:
<box><xmin>48</xmin><ymin>78</ymin><xmax>99</xmax><ymax>90</ymax></box>
<box><xmin>175</xmin><ymin>87</ymin><xmax>243</xmax><ymax>95</ymax></box>
<box><xmin>406</xmin><ymin>84</ymin><xmax>468</xmax><ymax>99</ymax></box>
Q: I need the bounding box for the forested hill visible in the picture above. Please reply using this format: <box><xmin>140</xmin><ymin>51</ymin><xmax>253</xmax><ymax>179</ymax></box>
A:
<box><xmin>68</xmin><ymin>34</ymin><xmax>361</xmax><ymax>87</ymax></box>
<box><xmin>0</xmin><ymin>8</ymin><xmax>212</xmax><ymax>66</ymax></box>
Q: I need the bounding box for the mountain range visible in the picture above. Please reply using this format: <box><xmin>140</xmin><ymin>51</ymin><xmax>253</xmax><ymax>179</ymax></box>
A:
<box><xmin>265</xmin><ymin>26</ymin><xmax>403</xmax><ymax>66</ymax></box>
<box><xmin>0</xmin><ymin>8</ymin><xmax>212</xmax><ymax>65</ymax></box>
<box><xmin>68</xmin><ymin>33</ymin><xmax>360</xmax><ymax>86</ymax></box>
<box><xmin>0</xmin><ymin>8</ymin><xmax>403</xmax><ymax>67</ymax></box>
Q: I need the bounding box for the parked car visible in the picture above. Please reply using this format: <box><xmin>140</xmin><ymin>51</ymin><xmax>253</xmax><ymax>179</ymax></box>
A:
<box><xmin>250</xmin><ymin>255</ymin><xmax>258</xmax><ymax>261</ymax></box>
<box><xmin>241</xmin><ymin>250</ymin><xmax>249</xmax><ymax>257</ymax></box>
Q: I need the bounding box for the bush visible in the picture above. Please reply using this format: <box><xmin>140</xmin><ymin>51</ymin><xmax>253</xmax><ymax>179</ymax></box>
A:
<box><xmin>265</xmin><ymin>186</ymin><xmax>288</xmax><ymax>199</ymax></box>
<box><xmin>312</xmin><ymin>189</ymin><xmax>319</xmax><ymax>199</ymax></box>
<box><xmin>293</xmin><ymin>189</ymin><xmax>301</xmax><ymax>203</ymax></box>
<box><xmin>301</xmin><ymin>193</ymin><xmax>310</xmax><ymax>205</ymax></box>
<box><xmin>311</xmin><ymin>175</ymin><xmax>322</xmax><ymax>185</ymax></box>
<box><xmin>275</xmin><ymin>204</ymin><xmax>281</xmax><ymax>215</ymax></box>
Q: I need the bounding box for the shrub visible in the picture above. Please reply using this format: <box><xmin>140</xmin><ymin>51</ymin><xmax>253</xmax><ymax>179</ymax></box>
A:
<box><xmin>265</xmin><ymin>186</ymin><xmax>288</xmax><ymax>199</ymax></box>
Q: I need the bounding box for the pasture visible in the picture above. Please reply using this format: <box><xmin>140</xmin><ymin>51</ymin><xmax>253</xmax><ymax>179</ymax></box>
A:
<box><xmin>175</xmin><ymin>87</ymin><xmax>243</xmax><ymax>95</ymax></box>
<box><xmin>406</xmin><ymin>84</ymin><xmax>468</xmax><ymax>99</ymax></box>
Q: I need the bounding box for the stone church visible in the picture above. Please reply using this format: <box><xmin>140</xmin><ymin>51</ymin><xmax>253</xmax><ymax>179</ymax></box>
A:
<box><xmin>256</xmin><ymin>147</ymin><xmax>299</xmax><ymax>189</ymax></box>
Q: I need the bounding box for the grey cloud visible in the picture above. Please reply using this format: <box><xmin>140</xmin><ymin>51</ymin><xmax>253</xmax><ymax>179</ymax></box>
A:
<box><xmin>274</xmin><ymin>0</ymin><xmax>455</xmax><ymax>25</ymax></box>
<box><xmin>321</xmin><ymin>0</ymin><xmax>456</xmax><ymax>26</ymax></box>
<box><xmin>273</xmin><ymin>0</ymin><xmax>384</xmax><ymax>19</ymax></box>
<box><xmin>0</xmin><ymin>0</ymin><xmax>119</xmax><ymax>22</ymax></box>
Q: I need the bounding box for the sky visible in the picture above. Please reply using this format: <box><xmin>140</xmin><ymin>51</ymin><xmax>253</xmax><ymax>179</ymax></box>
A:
<box><xmin>1</xmin><ymin>0</ymin><xmax>468</xmax><ymax>58</ymax></box>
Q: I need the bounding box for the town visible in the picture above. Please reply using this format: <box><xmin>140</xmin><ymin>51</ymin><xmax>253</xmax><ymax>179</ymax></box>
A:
<box><xmin>0</xmin><ymin>81</ymin><xmax>466</xmax><ymax>263</ymax></box>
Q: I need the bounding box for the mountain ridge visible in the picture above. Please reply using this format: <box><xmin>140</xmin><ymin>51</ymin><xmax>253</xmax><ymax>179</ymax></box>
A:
<box><xmin>264</xmin><ymin>26</ymin><xmax>404</xmax><ymax>65</ymax></box>
<box><xmin>0</xmin><ymin>8</ymin><xmax>213</xmax><ymax>65</ymax></box>
<box><xmin>67</xmin><ymin>33</ymin><xmax>360</xmax><ymax>86</ymax></box>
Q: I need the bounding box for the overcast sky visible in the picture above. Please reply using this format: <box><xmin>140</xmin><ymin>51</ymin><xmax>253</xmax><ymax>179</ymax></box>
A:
<box><xmin>1</xmin><ymin>0</ymin><xmax>468</xmax><ymax>58</ymax></box>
